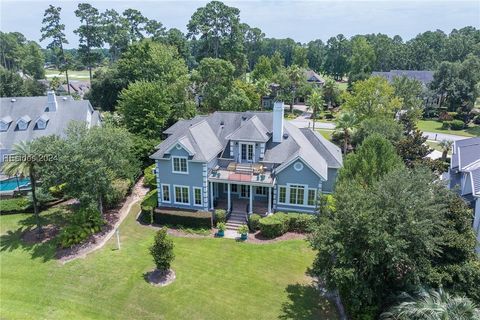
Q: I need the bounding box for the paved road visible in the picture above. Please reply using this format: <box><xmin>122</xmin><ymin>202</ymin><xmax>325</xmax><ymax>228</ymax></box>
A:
<box><xmin>289</xmin><ymin>112</ymin><xmax>469</xmax><ymax>142</ymax></box>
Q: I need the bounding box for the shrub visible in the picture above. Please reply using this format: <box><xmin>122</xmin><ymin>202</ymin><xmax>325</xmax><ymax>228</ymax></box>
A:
<box><xmin>450</xmin><ymin>119</ymin><xmax>465</xmax><ymax>130</ymax></box>
<box><xmin>238</xmin><ymin>224</ymin><xmax>249</xmax><ymax>235</ymax></box>
<box><xmin>150</xmin><ymin>227</ymin><xmax>174</xmax><ymax>271</ymax></box>
<box><xmin>141</xmin><ymin>189</ymin><xmax>158</xmax><ymax>212</ymax></box>
<box><xmin>259</xmin><ymin>212</ymin><xmax>289</xmax><ymax>238</ymax></box>
<box><xmin>48</xmin><ymin>183</ymin><xmax>66</xmax><ymax>198</ymax></box>
<box><xmin>248</xmin><ymin>214</ymin><xmax>261</xmax><ymax>231</ymax></box>
<box><xmin>153</xmin><ymin>209</ymin><xmax>212</xmax><ymax>229</ymax></box>
<box><xmin>214</xmin><ymin>209</ymin><xmax>227</xmax><ymax>225</ymax></box>
<box><xmin>29</xmin><ymin>187</ymin><xmax>56</xmax><ymax>206</ymax></box>
<box><xmin>58</xmin><ymin>206</ymin><xmax>104</xmax><ymax>248</ymax></box>
<box><xmin>442</xmin><ymin>121</ymin><xmax>452</xmax><ymax>129</ymax></box>
<box><xmin>0</xmin><ymin>197</ymin><xmax>32</xmax><ymax>213</ymax></box>
<box><xmin>288</xmin><ymin>213</ymin><xmax>315</xmax><ymax>232</ymax></box>
<box><xmin>473</xmin><ymin>115</ymin><xmax>480</xmax><ymax>125</ymax></box>
<box><xmin>105</xmin><ymin>179</ymin><xmax>131</xmax><ymax>208</ymax></box>
<box><xmin>143</xmin><ymin>164</ymin><xmax>156</xmax><ymax>189</ymax></box>
<box><xmin>217</xmin><ymin>222</ymin><xmax>226</xmax><ymax>231</ymax></box>
<box><xmin>438</xmin><ymin>111</ymin><xmax>453</xmax><ymax>122</ymax></box>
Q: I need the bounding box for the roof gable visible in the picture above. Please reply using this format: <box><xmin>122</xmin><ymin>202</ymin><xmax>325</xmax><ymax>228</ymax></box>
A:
<box><xmin>225</xmin><ymin>115</ymin><xmax>270</xmax><ymax>142</ymax></box>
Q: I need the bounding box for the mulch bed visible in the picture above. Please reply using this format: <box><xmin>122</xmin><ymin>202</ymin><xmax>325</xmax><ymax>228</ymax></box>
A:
<box><xmin>22</xmin><ymin>224</ymin><xmax>59</xmax><ymax>244</ymax></box>
<box><xmin>248</xmin><ymin>231</ymin><xmax>307</xmax><ymax>244</ymax></box>
<box><xmin>55</xmin><ymin>199</ymin><xmax>127</xmax><ymax>260</ymax></box>
<box><xmin>145</xmin><ymin>269</ymin><xmax>176</xmax><ymax>287</ymax></box>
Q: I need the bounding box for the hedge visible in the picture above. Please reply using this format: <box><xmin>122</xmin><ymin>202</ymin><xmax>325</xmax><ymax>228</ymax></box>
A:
<box><xmin>258</xmin><ymin>212</ymin><xmax>315</xmax><ymax>238</ymax></box>
<box><xmin>248</xmin><ymin>214</ymin><xmax>261</xmax><ymax>231</ymax></box>
<box><xmin>153</xmin><ymin>208</ymin><xmax>212</xmax><ymax>229</ymax></box>
<box><xmin>0</xmin><ymin>197</ymin><xmax>32</xmax><ymax>214</ymax></box>
<box><xmin>259</xmin><ymin>212</ymin><xmax>290</xmax><ymax>238</ymax></box>
<box><xmin>287</xmin><ymin>213</ymin><xmax>315</xmax><ymax>232</ymax></box>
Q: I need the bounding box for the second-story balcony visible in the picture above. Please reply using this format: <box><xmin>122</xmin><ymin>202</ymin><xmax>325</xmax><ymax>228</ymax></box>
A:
<box><xmin>208</xmin><ymin>161</ymin><xmax>274</xmax><ymax>186</ymax></box>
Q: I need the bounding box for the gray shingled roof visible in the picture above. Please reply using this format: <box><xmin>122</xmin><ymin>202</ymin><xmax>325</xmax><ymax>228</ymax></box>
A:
<box><xmin>152</xmin><ymin>110</ymin><xmax>342</xmax><ymax>181</ymax></box>
<box><xmin>451</xmin><ymin>137</ymin><xmax>480</xmax><ymax>170</ymax></box>
<box><xmin>305</xmin><ymin>70</ymin><xmax>325</xmax><ymax>84</ymax></box>
<box><xmin>225</xmin><ymin>115</ymin><xmax>270</xmax><ymax>142</ymax></box>
<box><xmin>372</xmin><ymin>70</ymin><xmax>434</xmax><ymax>86</ymax></box>
<box><xmin>0</xmin><ymin>93</ymin><xmax>101</xmax><ymax>160</ymax></box>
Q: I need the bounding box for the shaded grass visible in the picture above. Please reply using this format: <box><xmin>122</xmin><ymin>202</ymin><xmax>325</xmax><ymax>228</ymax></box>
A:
<box><xmin>417</xmin><ymin>120</ymin><xmax>479</xmax><ymax>137</ymax></box>
<box><xmin>0</xmin><ymin>203</ymin><xmax>336</xmax><ymax>319</ymax></box>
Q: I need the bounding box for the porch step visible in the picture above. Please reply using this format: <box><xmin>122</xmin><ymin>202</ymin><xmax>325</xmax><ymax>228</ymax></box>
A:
<box><xmin>226</xmin><ymin>212</ymin><xmax>248</xmax><ymax>231</ymax></box>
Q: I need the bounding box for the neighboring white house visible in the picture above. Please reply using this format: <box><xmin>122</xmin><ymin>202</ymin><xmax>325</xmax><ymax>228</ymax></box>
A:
<box><xmin>0</xmin><ymin>91</ymin><xmax>101</xmax><ymax>166</ymax></box>
<box><xmin>448</xmin><ymin>137</ymin><xmax>480</xmax><ymax>253</ymax></box>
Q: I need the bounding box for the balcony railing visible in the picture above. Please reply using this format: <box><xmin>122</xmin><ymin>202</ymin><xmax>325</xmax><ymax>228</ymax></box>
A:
<box><xmin>209</xmin><ymin>161</ymin><xmax>274</xmax><ymax>185</ymax></box>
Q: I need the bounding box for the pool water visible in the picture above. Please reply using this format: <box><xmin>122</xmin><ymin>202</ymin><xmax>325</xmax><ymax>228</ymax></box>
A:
<box><xmin>0</xmin><ymin>178</ymin><xmax>30</xmax><ymax>192</ymax></box>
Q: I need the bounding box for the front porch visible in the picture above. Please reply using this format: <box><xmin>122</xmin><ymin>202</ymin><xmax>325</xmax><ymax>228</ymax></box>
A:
<box><xmin>208</xmin><ymin>160</ymin><xmax>275</xmax><ymax>215</ymax></box>
<box><xmin>216</xmin><ymin>198</ymin><xmax>269</xmax><ymax>215</ymax></box>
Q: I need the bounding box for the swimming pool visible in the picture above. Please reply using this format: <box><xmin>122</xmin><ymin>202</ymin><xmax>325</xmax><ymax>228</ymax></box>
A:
<box><xmin>0</xmin><ymin>178</ymin><xmax>30</xmax><ymax>192</ymax></box>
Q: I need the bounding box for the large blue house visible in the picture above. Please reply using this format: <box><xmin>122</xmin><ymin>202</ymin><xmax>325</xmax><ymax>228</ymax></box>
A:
<box><xmin>150</xmin><ymin>102</ymin><xmax>342</xmax><ymax>217</ymax></box>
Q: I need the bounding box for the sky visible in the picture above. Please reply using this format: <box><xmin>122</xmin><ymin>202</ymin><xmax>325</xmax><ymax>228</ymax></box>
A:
<box><xmin>1</xmin><ymin>0</ymin><xmax>479</xmax><ymax>48</ymax></box>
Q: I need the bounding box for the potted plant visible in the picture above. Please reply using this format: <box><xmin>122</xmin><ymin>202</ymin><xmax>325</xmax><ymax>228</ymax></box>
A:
<box><xmin>238</xmin><ymin>224</ymin><xmax>249</xmax><ymax>240</ymax></box>
<box><xmin>217</xmin><ymin>222</ymin><xmax>226</xmax><ymax>237</ymax></box>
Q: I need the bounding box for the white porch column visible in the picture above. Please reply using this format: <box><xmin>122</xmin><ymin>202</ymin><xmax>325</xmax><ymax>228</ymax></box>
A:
<box><xmin>209</xmin><ymin>181</ymin><xmax>214</xmax><ymax>210</ymax></box>
<box><xmin>227</xmin><ymin>183</ymin><xmax>231</xmax><ymax>212</ymax></box>
<box><xmin>249</xmin><ymin>185</ymin><xmax>253</xmax><ymax>214</ymax></box>
<box><xmin>268</xmin><ymin>186</ymin><xmax>272</xmax><ymax>214</ymax></box>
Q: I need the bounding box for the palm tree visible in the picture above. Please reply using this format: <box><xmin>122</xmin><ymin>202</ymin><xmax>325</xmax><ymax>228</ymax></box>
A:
<box><xmin>335</xmin><ymin>112</ymin><xmax>357</xmax><ymax>155</ymax></box>
<box><xmin>439</xmin><ymin>139</ymin><xmax>453</xmax><ymax>162</ymax></box>
<box><xmin>307</xmin><ymin>89</ymin><xmax>324</xmax><ymax>130</ymax></box>
<box><xmin>381</xmin><ymin>288</ymin><xmax>480</xmax><ymax>320</ymax></box>
<box><xmin>2</xmin><ymin>141</ymin><xmax>42</xmax><ymax>235</ymax></box>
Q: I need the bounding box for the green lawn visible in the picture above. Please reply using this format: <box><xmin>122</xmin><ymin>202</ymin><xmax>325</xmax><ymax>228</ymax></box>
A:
<box><xmin>45</xmin><ymin>69</ymin><xmax>91</xmax><ymax>81</ymax></box>
<box><xmin>316</xmin><ymin>129</ymin><xmax>334</xmax><ymax>141</ymax></box>
<box><xmin>417</xmin><ymin>120</ymin><xmax>480</xmax><ymax>137</ymax></box>
<box><xmin>0</xmin><ymin>204</ymin><xmax>336</xmax><ymax>320</ymax></box>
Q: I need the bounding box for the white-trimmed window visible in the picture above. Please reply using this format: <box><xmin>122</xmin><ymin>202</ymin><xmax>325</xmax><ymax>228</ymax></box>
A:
<box><xmin>224</xmin><ymin>183</ymin><xmax>238</xmax><ymax>193</ymax></box>
<box><xmin>307</xmin><ymin>189</ymin><xmax>316</xmax><ymax>206</ymax></box>
<box><xmin>277</xmin><ymin>184</ymin><xmax>316</xmax><ymax>207</ymax></box>
<box><xmin>256</xmin><ymin>186</ymin><xmax>268</xmax><ymax>196</ymax></box>
<box><xmin>193</xmin><ymin>187</ymin><xmax>202</xmax><ymax>206</ymax></box>
<box><xmin>172</xmin><ymin>157</ymin><xmax>188</xmax><ymax>173</ymax></box>
<box><xmin>278</xmin><ymin>186</ymin><xmax>287</xmax><ymax>203</ymax></box>
<box><xmin>289</xmin><ymin>185</ymin><xmax>305</xmax><ymax>205</ymax></box>
<box><xmin>174</xmin><ymin>185</ymin><xmax>189</xmax><ymax>204</ymax></box>
<box><xmin>161</xmin><ymin>184</ymin><xmax>170</xmax><ymax>202</ymax></box>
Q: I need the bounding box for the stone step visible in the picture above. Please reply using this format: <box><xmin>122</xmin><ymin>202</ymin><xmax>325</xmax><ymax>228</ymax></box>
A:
<box><xmin>226</xmin><ymin>220</ymin><xmax>244</xmax><ymax>227</ymax></box>
<box><xmin>228</xmin><ymin>216</ymin><xmax>247</xmax><ymax>221</ymax></box>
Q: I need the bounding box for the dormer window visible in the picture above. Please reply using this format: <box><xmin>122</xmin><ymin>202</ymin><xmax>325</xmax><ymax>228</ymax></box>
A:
<box><xmin>35</xmin><ymin>114</ymin><xmax>49</xmax><ymax>130</ymax></box>
<box><xmin>172</xmin><ymin>156</ymin><xmax>188</xmax><ymax>174</ymax></box>
<box><xmin>0</xmin><ymin>116</ymin><xmax>12</xmax><ymax>132</ymax></box>
<box><xmin>16</xmin><ymin>115</ymin><xmax>31</xmax><ymax>131</ymax></box>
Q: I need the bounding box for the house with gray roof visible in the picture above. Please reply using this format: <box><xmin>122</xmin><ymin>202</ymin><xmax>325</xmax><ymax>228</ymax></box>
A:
<box><xmin>448</xmin><ymin>137</ymin><xmax>480</xmax><ymax>252</ymax></box>
<box><xmin>0</xmin><ymin>91</ymin><xmax>101</xmax><ymax>165</ymax></box>
<box><xmin>372</xmin><ymin>70</ymin><xmax>434</xmax><ymax>87</ymax></box>
<box><xmin>150</xmin><ymin>101</ymin><xmax>342</xmax><ymax>227</ymax></box>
